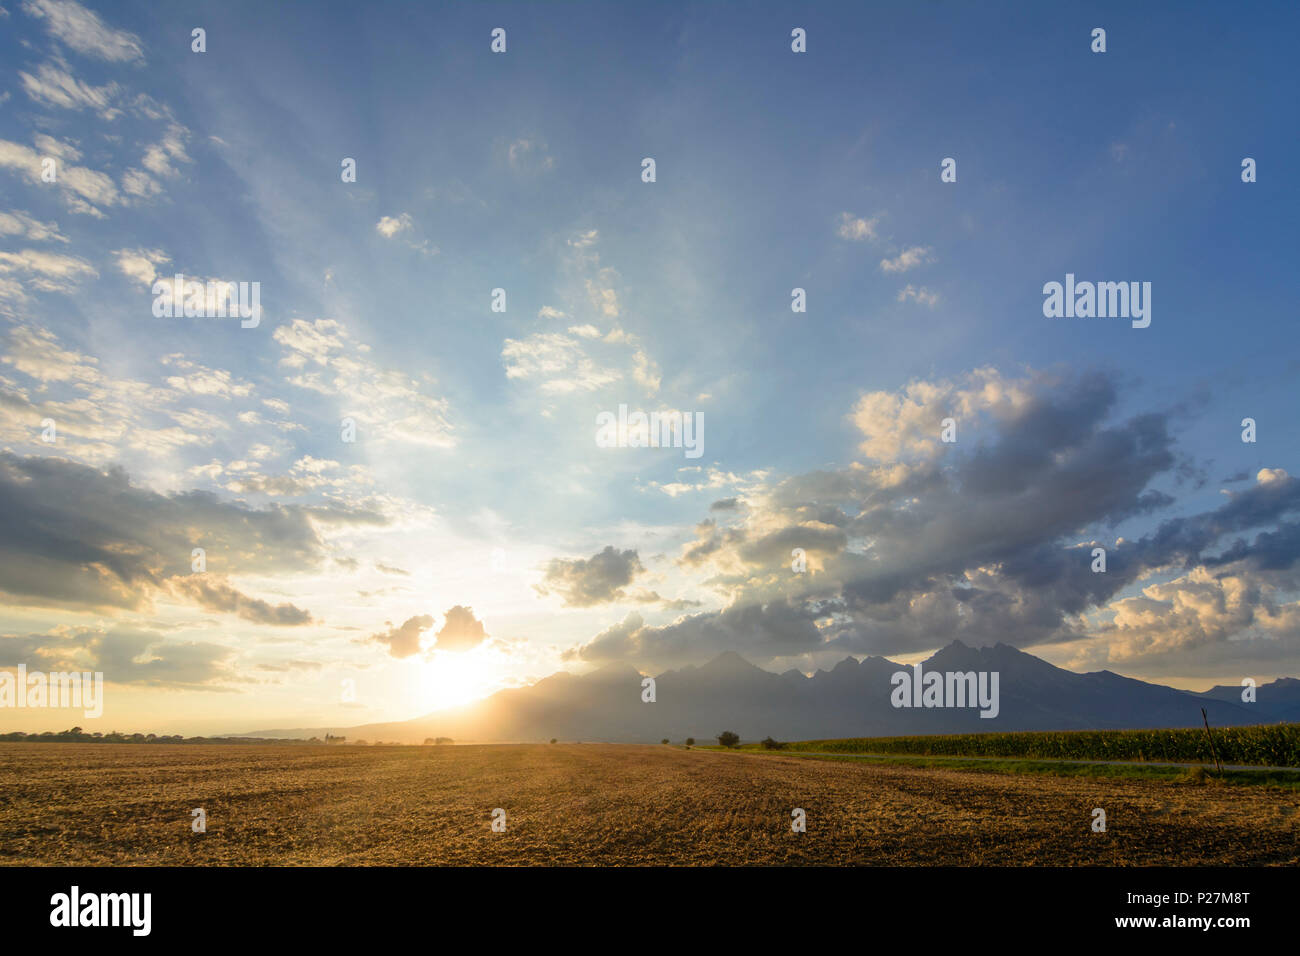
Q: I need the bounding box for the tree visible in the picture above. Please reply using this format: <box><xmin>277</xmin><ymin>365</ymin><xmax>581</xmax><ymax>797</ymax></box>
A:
<box><xmin>761</xmin><ymin>736</ymin><xmax>783</xmax><ymax>750</ymax></box>
<box><xmin>717</xmin><ymin>731</ymin><xmax>740</xmax><ymax>748</ymax></box>
<box><xmin>661</xmin><ymin>738</ymin><xmax>670</xmax><ymax>745</ymax></box>
<box><xmin>685</xmin><ymin>737</ymin><xmax>695</xmax><ymax>746</ymax></box>
<box><xmin>550</xmin><ymin>738</ymin><xmax>557</xmax><ymax>744</ymax></box>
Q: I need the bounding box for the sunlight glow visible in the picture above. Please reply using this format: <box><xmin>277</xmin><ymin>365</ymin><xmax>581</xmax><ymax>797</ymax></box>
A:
<box><xmin>417</xmin><ymin>649</ymin><xmax>500</xmax><ymax>712</ymax></box>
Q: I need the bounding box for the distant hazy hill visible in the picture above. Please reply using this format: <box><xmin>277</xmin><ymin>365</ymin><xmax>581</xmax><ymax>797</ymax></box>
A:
<box><xmin>237</xmin><ymin>641</ymin><xmax>1294</xmax><ymax>744</ymax></box>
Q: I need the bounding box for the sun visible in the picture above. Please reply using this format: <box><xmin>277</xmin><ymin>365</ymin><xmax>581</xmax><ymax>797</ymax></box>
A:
<box><xmin>417</xmin><ymin>649</ymin><xmax>499</xmax><ymax>712</ymax></box>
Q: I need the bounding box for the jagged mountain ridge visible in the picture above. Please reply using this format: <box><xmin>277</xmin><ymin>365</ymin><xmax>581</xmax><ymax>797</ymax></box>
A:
<box><xmin>238</xmin><ymin>641</ymin><xmax>1296</xmax><ymax>743</ymax></box>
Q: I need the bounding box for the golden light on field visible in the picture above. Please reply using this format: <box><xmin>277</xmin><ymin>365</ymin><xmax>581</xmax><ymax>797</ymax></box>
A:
<box><xmin>418</xmin><ymin>649</ymin><xmax>499</xmax><ymax>712</ymax></box>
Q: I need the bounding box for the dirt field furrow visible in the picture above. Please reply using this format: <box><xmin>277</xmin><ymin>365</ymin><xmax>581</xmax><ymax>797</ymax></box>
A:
<box><xmin>1</xmin><ymin>743</ymin><xmax>1295</xmax><ymax>866</ymax></box>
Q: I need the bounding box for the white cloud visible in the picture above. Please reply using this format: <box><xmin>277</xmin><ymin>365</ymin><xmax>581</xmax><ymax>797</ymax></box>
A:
<box><xmin>880</xmin><ymin>245</ymin><xmax>934</xmax><ymax>273</ymax></box>
<box><xmin>0</xmin><ymin>247</ymin><xmax>96</xmax><ymax>294</ymax></box>
<box><xmin>632</xmin><ymin>349</ymin><xmax>661</xmax><ymax>394</ymax></box>
<box><xmin>837</xmin><ymin>212</ymin><xmax>880</xmax><ymax>241</ymax></box>
<box><xmin>896</xmin><ymin>284</ymin><xmax>940</xmax><ymax>307</ymax></box>
<box><xmin>850</xmin><ymin>367</ymin><xmax>1033</xmax><ymax>463</ymax></box>
<box><xmin>0</xmin><ymin>136</ymin><xmax>120</xmax><ymax>215</ymax></box>
<box><xmin>162</xmin><ymin>355</ymin><xmax>255</xmax><ymax>399</ymax></box>
<box><xmin>0</xmin><ymin>209</ymin><xmax>67</xmax><ymax>242</ymax></box>
<box><xmin>140</xmin><ymin>125</ymin><xmax>191</xmax><ymax>178</ymax></box>
<box><xmin>375</xmin><ymin>213</ymin><xmax>412</xmax><ymax>238</ymax></box>
<box><xmin>113</xmin><ymin>246</ymin><xmax>169</xmax><ymax>285</ymax></box>
<box><xmin>31</xmin><ymin>133</ymin><xmax>80</xmax><ymax>161</ymax></box>
<box><xmin>121</xmin><ymin>167</ymin><xmax>161</xmax><ymax>198</ymax></box>
<box><xmin>19</xmin><ymin>59</ymin><xmax>120</xmax><ymax>116</ymax></box>
<box><xmin>585</xmin><ymin>269</ymin><xmax>621</xmax><ymax>318</ymax></box>
<box><xmin>0</xmin><ymin>323</ymin><xmax>241</xmax><ymax>464</ymax></box>
<box><xmin>273</xmin><ymin>318</ymin><xmax>455</xmax><ymax>448</ymax></box>
<box><xmin>501</xmin><ymin>332</ymin><xmax>622</xmax><ymax>395</ymax></box>
<box><xmin>21</xmin><ymin>0</ymin><xmax>145</xmax><ymax>62</ymax></box>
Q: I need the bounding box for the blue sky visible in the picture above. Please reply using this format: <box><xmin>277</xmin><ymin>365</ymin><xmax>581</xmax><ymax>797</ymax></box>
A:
<box><xmin>1</xmin><ymin>0</ymin><xmax>1297</xmax><ymax>734</ymax></box>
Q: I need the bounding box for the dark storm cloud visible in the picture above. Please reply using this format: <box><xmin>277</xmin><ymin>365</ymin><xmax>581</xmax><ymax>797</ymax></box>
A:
<box><xmin>0</xmin><ymin>452</ymin><xmax>381</xmax><ymax>616</ymax></box>
<box><xmin>0</xmin><ymin>626</ymin><xmax>239</xmax><ymax>689</ymax></box>
<box><xmin>168</xmin><ymin>576</ymin><xmax>313</xmax><ymax>626</ymax></box>
<box><xmin>568</xmin><ymin>600</ymin><xmax>827</xmax><ymax>669</ymax></box>
<box><xmin>535</xmin><ymin>545</ymin><xmax>646</xmax><ymax>607</ymax></box>
<box><xmin>568</xmin><ymin>371</ymin><xmax>1300</xmax><ymax>671</ymax></box>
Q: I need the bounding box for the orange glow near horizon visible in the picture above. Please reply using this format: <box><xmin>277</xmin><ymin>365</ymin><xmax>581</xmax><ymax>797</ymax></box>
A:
<box><xmin>417</xmin><ymin>649</ymin><xmax>502</xmax><ymax>712</ymax></box>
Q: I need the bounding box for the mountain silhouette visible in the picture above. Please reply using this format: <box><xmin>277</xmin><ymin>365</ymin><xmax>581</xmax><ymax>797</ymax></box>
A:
<box><xmin>238</xmin><ymin>641</ymin><xmax>1295</xmax><ymax>743</ymax></box>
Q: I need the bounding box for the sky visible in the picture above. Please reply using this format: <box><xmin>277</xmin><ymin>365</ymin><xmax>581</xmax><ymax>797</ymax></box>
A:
<box><xmin>1</xmin><ymin>0</ymin><xmax>1297</xmax><ymax>735</ymax></box>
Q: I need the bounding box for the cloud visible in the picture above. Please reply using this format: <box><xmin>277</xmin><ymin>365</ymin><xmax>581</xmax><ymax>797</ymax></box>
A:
<box><xmin>19</xmin><ymin>59</ymin><xmax>120</xmax><ymax>116</ymax></box>
<box><xmin>374</xmin><ymin>214</ymin><xmax>437</xmax><ymax>256</ymax></box>
<box><xmin>0</xmin><ymin>247</ymin><xmax>96</xmax><ymax>295</ymax></box>
<box><xmin>140</xmin><ymin>124</ymin><xmax>191</xmax><ymax>178</ymax></box>
<box><xmin>113</xmin><ymin>246</ymin><xmax>169</xmax><ymax>285</ymax></box>
<box><xmin>167</xmin><ymin>576</ymin><xmax>314</xmax><ymax>626</ymax></box>
<box><xmin>161</xmin><ymin>354</ymin><xmax>254</xmax><ymax>399</ymax></box>
<box><xmin>0</xmin><ymin>210</ymin><xmax>68</xmax><ymax>243</ymax></box>
<box><xmin>585</xmin><ymin>270</ymin><xmax>621</xmax><ymax>317</ymax></box>
<box><xmin>273</xmin><ymin>318</ymin><xmax>455</xmax><ymax>448</ymax></box>
<box><xmin>0</xmin><ymin>452</ymin><xmax>378</xmax><ymax>615</ymax></box>
<box><xmin>375</xmin><ymin>213</ymin><xmax>412</xmax><ymax>238</ymax></box>
<box><xmin>836</xmin><ymin>212</ymin><xmax>880</xmax><ymax>241</ymax></box>
<box><xmin>896</xmin><ymin>284</ymin><xmax>939</xmax><ymax>307</ymax></box>
<box><xmin>506</xmin><ymin>138</ymin><xmax>554</xmax><ymax>173</ymax></box>
<box><xmin>121</xmin><ymin>168</ymin><xmax>161</xmax><ymax>198</ymax></box>
<box><xmin>501</xmin><ymin>332</ymin><xmax>622</xmax><ymax>394</ymax></box>
<box><xmin>433</xmin><ymin>605</ymin><xmax>488</xmax><ymax>652</ymax></box>
<box><xmin>880</xmin><ymin>246</ymin><xmax>934</xmax><ymax>273</ymax></box>
<box><xmin>1</xmin><ymin>626</ymin><xmax>239</xmax><ymax>689</ymax></box>
<box><xmin>21</xmin><ymin>0</ymin><xmax>144</xmax><ymax>62</ymax></box>
<box><xmin>31</xmin><ymin>133</ymin><xmax>80</xmax><ymax>161</ymax></box>
<box><xmin>848</xmin><ymin>366</ymin><xmax>1034</xmax><ymax>463</ymax></box>
<box><xmin>536</xmin><ymin>546</ymin><xmax>647</xmax><ymax>607</ymax></box>
<box><xmin>560</xmin><ymin>368</ymin><xmax>1300</xmax><ymax>674</ymax></box>
<box><xmin>0</xmin><ymin>136</ymin><xmax>120</xmax><ymax>215</ymax></box>
<box><xmin>568</xmin><ymin>602</ymin><xmax>827</xmax><ymax>669</ymax></box>
<box><xmin>364</xmin><ymin>614</ymin><xmax>433</xmax><ymax>659</ymax></box>
<box><xmin>0</xmin><ymin>323</ymin><xmax>308</xmax><ymax>466</ymax></box>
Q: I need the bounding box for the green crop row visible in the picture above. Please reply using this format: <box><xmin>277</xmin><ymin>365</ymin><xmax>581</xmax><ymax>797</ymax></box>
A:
<box><xmin>785</xmin><ymin>724</ymin><xmax>1300</xmax><ymax>767</ymax></box>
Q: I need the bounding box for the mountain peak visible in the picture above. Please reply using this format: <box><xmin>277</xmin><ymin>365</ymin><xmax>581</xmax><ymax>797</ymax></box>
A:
<box><xmin>699</xmin><ymin>650</ymin><xmax>764</xmax><ymax>675</ymax></box>
<box><xmin>583</xmin><ymin>660</ymin><xmax>643</xmax><ymax>683</ymax></box>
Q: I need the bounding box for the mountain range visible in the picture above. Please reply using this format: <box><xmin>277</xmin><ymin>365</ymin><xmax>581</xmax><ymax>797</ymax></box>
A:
<box><xmin>237</xmin><ymin>641</ymin><xmax>1300</xmax><ymax>744</ymax></box>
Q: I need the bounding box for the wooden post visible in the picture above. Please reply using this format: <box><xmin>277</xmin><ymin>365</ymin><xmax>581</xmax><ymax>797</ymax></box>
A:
<box><xmin>1200</xmin><ymin>707</ymin><xmax>1222</xmax><ymax>773</ymax></box>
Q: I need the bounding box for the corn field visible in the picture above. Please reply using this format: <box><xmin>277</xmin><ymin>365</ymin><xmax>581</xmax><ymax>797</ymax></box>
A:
<box><xmin>788</xmin><ymin>724</ymin><xmax>1300</xmax><ymax>767</ymax></box>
